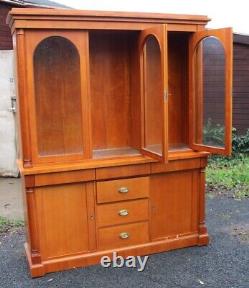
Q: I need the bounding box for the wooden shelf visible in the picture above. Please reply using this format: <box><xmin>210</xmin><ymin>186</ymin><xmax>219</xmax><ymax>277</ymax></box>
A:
<box><xmin>169</xmin><ymin>144</ymin><xmax>191</xmax><ymax>152</ymax></box>
<box><xmin>93</xmin><ymin>147</ymin><xmax>140</xmax><ymax>159</ymax></box>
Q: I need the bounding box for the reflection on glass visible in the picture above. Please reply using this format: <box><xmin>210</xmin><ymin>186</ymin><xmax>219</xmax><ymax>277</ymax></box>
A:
<box><xmin>143</xmin><ymin>36</ymin><xmax>163</xmax><ymax>155</ymax></box>
<box><xmin>195</xmin><ymin>37</ymin><xmax>225</xmax><ymax>147</ymax></box>
<box><xmin>34</xmin><ymin>36</ymin><xmax>83</xmax><ymax>156</ymax></box>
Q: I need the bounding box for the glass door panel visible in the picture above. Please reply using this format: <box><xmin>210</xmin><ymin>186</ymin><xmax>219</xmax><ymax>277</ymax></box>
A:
<box><xmin>34</xmin><ymin>36</ymin><xmax>83</xmax><ymax>157</ymax></box>
<box><xmin>189</xmin><ymin>28</ymin><xmax>232</xmax><ymax>155</ymax></box>
<box><xmin>139</xmin><ymin>25</ymin><xmax>168</xmax><ymax>162</ymax></box>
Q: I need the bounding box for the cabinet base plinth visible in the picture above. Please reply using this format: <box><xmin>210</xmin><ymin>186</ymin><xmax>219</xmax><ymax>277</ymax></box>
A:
<box><xmin>198</xmin><ymin>233</ymin><xmax>210</xmax><ymax>246</ymax></box>
<box><xmin>25</xmin><ymin>232</ymin><xmax>209</xmax><ymax>278</ymax></box>
<box><xmin>24</xmin><ymin>243</ymin><xmax>45</xmax><ymax>277</ymax></box>
<box><xmin>198</xmin><ymin>224</ymin><xmax>209</xmax><ymax>246</ymax></box>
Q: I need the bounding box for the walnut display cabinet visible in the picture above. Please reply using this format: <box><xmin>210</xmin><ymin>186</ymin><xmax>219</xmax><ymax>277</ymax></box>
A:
<box><xmin>8</xmin><ymin>9</ymin><xmax>233</xmax><ymax>277</ymax></box>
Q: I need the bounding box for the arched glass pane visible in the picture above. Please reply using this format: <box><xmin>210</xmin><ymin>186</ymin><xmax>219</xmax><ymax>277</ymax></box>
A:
<box><xmin>34</xmin><ymin>36</ymin><xmax>83</xmax><ymax>156</ymax></box>
<box><xmin>195</xmin><ymin>37</ymin><xmax>225</xmax><ymax>147</ymax></box>
<box><xmin>143</xmin><ymin>36</ymin><xmax>163</xmax><ymax>155</ymax></box>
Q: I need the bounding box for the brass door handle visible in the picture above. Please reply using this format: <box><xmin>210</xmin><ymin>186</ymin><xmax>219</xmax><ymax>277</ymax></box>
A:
<box><xmin>118</xmin><ymin>187</ymin><xmax>129</xmax><ymax>193</ymax></box>
<box><xmin>118</xmin><ymin>209</ymin><xmax>129</xmax><ymax>216</ymax></box>
<box><xmin>119</xmin><ymin>232</ymin><xmax>129</xmax><ymax>239</ymax></box>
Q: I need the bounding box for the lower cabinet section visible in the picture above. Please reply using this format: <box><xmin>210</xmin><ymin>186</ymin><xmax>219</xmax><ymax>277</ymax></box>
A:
<box><xmin>98</xmin><ymin>222</ymin><xmax>149</xmax><ymax>250</ymax></box>
<box><xmin>24</xmin><ymin>163</ymin><xmax>208</xmax><ymax>277</ymax></box>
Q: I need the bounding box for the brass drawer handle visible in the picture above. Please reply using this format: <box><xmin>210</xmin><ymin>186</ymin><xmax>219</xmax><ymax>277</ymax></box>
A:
<box><xmin>119</xmin><ymin>232</ymin><xmax>129</xmax><ymax>239</ymax></box>
<box><xmin>118</xmin><ymin>187</ymin><xmax>129</xmax><ymax>193</ymax></box>
<box><xmin>118</xmin><ymin>209</ymin><xmax>129</xmax><ymax>216</ymax></box>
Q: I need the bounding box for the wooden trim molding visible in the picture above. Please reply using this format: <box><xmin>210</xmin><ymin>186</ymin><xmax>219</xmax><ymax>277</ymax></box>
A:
<box><xmin>198</xmin><ymin>168</ymin><xmax>209</xmax><ymax>246</ymax></box>
<box><xmin>26</xmin><ymin>188</ymin><xmax>42</xmax><ymax>264</ymax></box>
<box><xmin>7</xmin><ymin>8</ymin><xmax>210</xmax><ymax>26</ymax></box>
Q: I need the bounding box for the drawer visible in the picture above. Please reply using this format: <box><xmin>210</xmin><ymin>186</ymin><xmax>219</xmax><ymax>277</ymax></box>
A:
<box><xmin>96</xmin><ymin>176</ymin><xmax>149</xmax><ymax>203</ymax></box>
<box><xmin>34</xmin><ymin>169</ymin><xmax>95</xmax><ymax>186</ymax></box>
<box><xmin>98</xmin><ymin>222</ymin><xmax>149</xmax><ymax>250</ymax></box>
<box><xmin>96</xmin><ymin>199</ymin><xmax>149</xmax><ymax>227</ymax></box>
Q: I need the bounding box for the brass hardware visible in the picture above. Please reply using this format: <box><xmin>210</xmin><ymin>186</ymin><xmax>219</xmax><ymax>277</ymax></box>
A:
<box><xmin>118</xmin><ymin>187</ymin><xmax>129</xmax><ymax>193</ymax></box>
<box><xmin>118</xmin><ymin>209</ymin><xmax>129</xmax><ymax>216</ymax></box>
<box><xmin>119</xmin><ymin>232</ymin><xmax>129</xmax><ymax>239</ymax></box>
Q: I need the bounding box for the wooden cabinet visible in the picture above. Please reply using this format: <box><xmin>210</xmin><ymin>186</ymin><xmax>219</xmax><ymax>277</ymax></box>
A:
<box><xmin>8</xmin><ymin>8</ymin><xmax>233</xmax><ymax>277</ymax></box>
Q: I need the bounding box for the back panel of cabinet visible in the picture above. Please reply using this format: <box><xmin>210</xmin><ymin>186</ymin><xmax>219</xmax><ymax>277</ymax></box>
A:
<box><xmin>168</xmin><ymin>32</ymin><xmax>189</xmax><ymax>150</ymax></box>
<box><xmin>89</xmin><ymin>31</ymin><xmax>141</xmax><ymax>158</ymax></box>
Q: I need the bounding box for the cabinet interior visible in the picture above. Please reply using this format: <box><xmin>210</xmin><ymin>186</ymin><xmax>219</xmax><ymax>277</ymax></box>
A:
<box><xmin>89</xmin><ymin>30</ymin><xmax>141</xmax><ymax>159</ymax></box>
<box><xmin>168</xmin><ymin>32</ymin><xmax>189</xmax><ymax>150</ymax></box>
<box><xmin>34</xmin><ymin>30</ymin><xmax>191</xmax><ymax>162</ymax></box>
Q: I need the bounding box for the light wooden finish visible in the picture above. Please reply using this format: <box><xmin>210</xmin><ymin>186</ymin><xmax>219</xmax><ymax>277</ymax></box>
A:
<box><xmin>15</xmin><ymin>29</ymin><xmax>32</xmax><ymax>167</ymax></box>
<box><xmin>25</xmin><ymin>30</ymin><xmax>91</xmax><ymax>164</ymax></box>
<box><xmin>168</xmin><ymin>32</ymin><xmax>188</xmax><ymax>148</ymax></box>
<box><xmin>90</xmin><ymin>31</ymin><xmax>137</xmax><ymax>151</ymax></box>
<box><xmin>98</xmin><ymin>222</ymin><xmax>149</xmax><ymax>250</ymax></box>
<box><xmin>96</xmin><ymin>199</ymin><xmax>149</xmax><ymax>227</ymax></box>
<box><xmin>8</xmin><ymin>9</ymin><xmax>210</xmax><ymax>33</ymax></box>
<box><xmin>35</xmin><ymin>183</ymin><xmax>93</xmax><ymax>260</ymax></box>
<box><xmin>151</xmin><ymin>158</ymin><xmax>201</xmax><ymax>174</ymax></box>
<box><xmin>35</xmin><ymin>169</ymin><xmax>95</xmax><ymax>186</ymax></box>
<box><xmin>18</xmin><ymin>156</ymin><xmax>153</xmax><ymax>175</ymax></box>
<box><xmin>198</xmin><ymin>158</ymin><xmax>209</xmax><ymax>245</ymax></box>
<box><xmin>96</xmin><ymin>177</ymin><xmax>149</xmax><ymax>203</ymax></box>
<box><xmin>8</xmin><ymin>8</ymin><xmax>233</xmax><ymax>277</ymax></box>
<box><xmin>139</xmin><ymin>24</ymin><xmax>168</xmax><ymax>162</ymax></box>
<box><xmin>150</xmin><ymin>171</ymin><xmax>198</xmax><ymax>240</ymax></box>
<box><xmin>96</xmin><ymin>163</ymin><xmax>150</xmax><ymax>180</ymax></box>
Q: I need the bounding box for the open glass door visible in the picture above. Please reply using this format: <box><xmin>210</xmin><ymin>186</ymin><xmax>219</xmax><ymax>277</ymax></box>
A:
<box><xmin>139</xmin><ymin>24</ymin><xmax>168</xmax><ymax>162</ymax></box>
<box><xmin>189</xmin><ymin>28</ymin><xmax>233</xmax><ymax>155</ymax></box>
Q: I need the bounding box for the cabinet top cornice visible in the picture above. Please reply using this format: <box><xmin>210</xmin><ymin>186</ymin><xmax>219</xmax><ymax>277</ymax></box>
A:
<box><xmin>7</xmin><ymin>8</ymin><xmax>210</xmax><ymax>31</ymax></box>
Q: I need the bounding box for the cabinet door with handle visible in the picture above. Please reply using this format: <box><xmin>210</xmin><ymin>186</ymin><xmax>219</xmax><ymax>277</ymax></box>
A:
<box><xmin>189</xmin><ymin>28</ymin><xmax>233</xmax><ymax>155</ymax></box>
<box><xmin>139</xmin><ymin>24</ymin><xmax>168</xmax><ymax>163</ymax></box>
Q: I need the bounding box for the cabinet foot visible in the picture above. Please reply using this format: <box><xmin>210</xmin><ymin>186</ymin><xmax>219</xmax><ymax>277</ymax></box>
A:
<box><xmin>198</xmin><ymin>224</ymin><xmax>209</xmax><ymax>246</ymax></box>
<box><xmin>24</xmin><ymin>243</ymin><xmax>45</xmax><ymax>277</ymax></box>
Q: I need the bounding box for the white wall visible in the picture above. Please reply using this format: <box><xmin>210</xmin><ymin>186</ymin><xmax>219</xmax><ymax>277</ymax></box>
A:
<box><xmin>0</xmin><ymin>50</ymin><xmax>18</xmax><ymax>177</ymax></box>
<box><xmin>57</xmin><ymin>0</ymin><xmax>249</xmax><ymax>34</ymax></box>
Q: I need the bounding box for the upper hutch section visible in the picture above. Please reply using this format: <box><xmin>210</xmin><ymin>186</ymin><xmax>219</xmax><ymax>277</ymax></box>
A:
<box><xmin>8</xmin><ymin>9</ymin><xmax>232</xmax><ymax>172</ymax></box>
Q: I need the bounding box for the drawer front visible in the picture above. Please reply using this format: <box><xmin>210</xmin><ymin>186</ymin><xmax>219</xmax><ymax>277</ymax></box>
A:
<box><xmin>97</xmin><ymin>199</ymin><xmax>149</xmax><ymax>227</ymax></box>
<box><xmin>96</xmin><ymin>176</ymin><xmax>149</xmax><ymax>203</ymax></box>
<box><xmin>35</xmin><ymin>169</ymin><xmax>95</xmax><ymax>186</ymax></box>
<box><xmin>98</xmin><ymin>222</ymin><xmax>149</xmax><ymax>250</ymax></box>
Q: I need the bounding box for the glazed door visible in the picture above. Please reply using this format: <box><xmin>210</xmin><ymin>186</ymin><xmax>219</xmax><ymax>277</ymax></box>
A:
<box><xmin>25</xmin><ymin>30</ymin><xmax>91</xmax><ymax>165</ymax></box>
<box><xmin>189</xmin><ymin>28</ymin><xmax>233</xmax><ymax>155</ymax></box>
<box><xmin>139</xmin><ymin>25</ymin><xmax>168</xmax><ymax>163</ymax></box>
